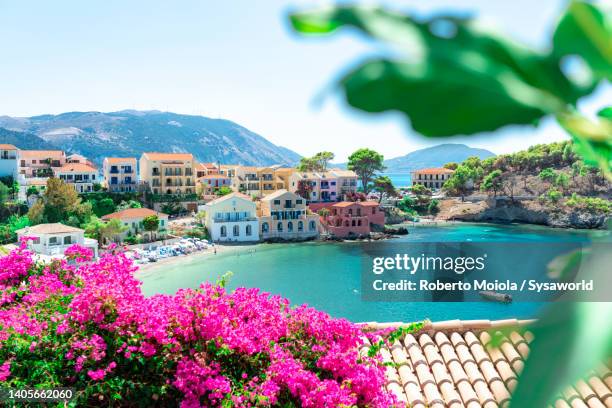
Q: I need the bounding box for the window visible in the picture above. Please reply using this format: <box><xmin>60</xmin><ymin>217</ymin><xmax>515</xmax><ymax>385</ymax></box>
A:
<box><xmin>296</xmin><ymin>199</ymin><xmax>303</xmax><ymax>205</ymax></box>
<box><xmin>274</xmin><ymin>200</ymin><xmax>281</xmax><ymax>205</ymax></box>
<box><xmin>298</xmin><ymin>221</ymin><xmax>303</xmax><ymax>232</ymax></box>
<box><xmin>287</xmin><ymin>221</ymin><xmax>293</xmax><ymax>232</ymax></box>
<box><xmin>284</xmin><ymin>200</ymin><xmax>292</xmax><ymax>208</ymax></box>
<box><xmin>233</xmin><ymin>225</ymin><xmax>240</xmax><ymax>237</ymax></box>
<box><xmin>262</xmin><ymin>222</ymin><xmax>269</xmax><ymax>233</ymax></box>
<box><xmin>309</xmin><ymin>221</ymin><xmax>316</xmax><ymax>231</ymax></box>
<box><xmin>49</xmin><ymin>237</ymin><xmax>58</xmax><ymax>245</ymax></box>
<box><xmin>246</xmin><ymin>225</ymin><xmax>252</xmax><ymax>236</ymax></box>
<box><xmin>277</xmin><ymin>222</ymin><xmax>283</xmax><ymax>232</ymax></box>
<box><xmin>220</xmin><ymin>226</ymin><xmax>227</xmax><ymax>237</ymax></box>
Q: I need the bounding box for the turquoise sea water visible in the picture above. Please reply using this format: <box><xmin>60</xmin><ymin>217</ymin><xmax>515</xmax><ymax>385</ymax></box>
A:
<box><xmin>382</xmin><ymin>173</ymin><xmax>412</xmax><ymax>187</ymax></box>
<box><xmin>139</xmin><ymin>223</ymin><xmax>608</xmax><ymax>323</ymax></box>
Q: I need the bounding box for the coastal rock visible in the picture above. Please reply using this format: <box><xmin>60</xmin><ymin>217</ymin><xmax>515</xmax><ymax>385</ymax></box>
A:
<box><xmin>443</xmin><ymin>198</ymin><xmax>609</xmax><ymax>229</ymax></box>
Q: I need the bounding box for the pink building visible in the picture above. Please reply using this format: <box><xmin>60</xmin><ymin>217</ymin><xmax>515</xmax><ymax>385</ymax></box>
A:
<box><xmin>315</xmin><ymin>201</ymin><xmax>385</xmax><ymax>238</ymax></box>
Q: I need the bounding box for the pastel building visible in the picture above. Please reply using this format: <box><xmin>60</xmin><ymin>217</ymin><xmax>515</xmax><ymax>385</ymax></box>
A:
<box><xmin>139</xmin><ymin>152</ymin><xmax>196</xmax><ymax>196</ymax></box>
<box><xmin>195</xmin><ymin>162</ymin><xmax>220</xmax><ymax>178</ymax></box>
<box><xmin>16</xmin><ymin>223</ymin><xmax>98</xmax><ymax>258</ymax></box>
<box><xmin>102</xmin><ymin>208</ymin><xmax>168</xmax><ymax>242</ymax></box>
<box><xmin>317</xmin><ymin>201</ymin><xmax>384</xmax><ymax>238</ymax></box>
<box><xmin>103</xmin><ymin>157</ymin><xmax>138</xmax><ymax>193</ymax></box>
<box><xmin>54</xmin><ymin>163</ymin><xmax>99</xmax><ymax>193</ymax></box>
<box><xmin>19</xmin><ymin>150</ymin><xmax>66</xmax><ymax>178</ymax></box>
<box><xmin>0</xmin><ymin>144</ymin><xmax>19</xmax><ymax>178</ymax></box>
<box><xmin>198</xmin><ymin>174</ymin><xmax>232</xmax><ymax>199</ymax></box>
<box><xmin>288</xmin><ymin>169</ymin><xmax>358</xmax><ymax>203</ymax></box>
<box><xmin>258</xmin><ymin>190</ymin><xmax>319</xmax><ymax>240</ymax></box>
<box><xmin>411</xmin><ymin>168</ymin><xmax>455</xmax><ymax>190</ymax></box>
<box><xmin>204</xmin><ymin>192</ymin><xmax>259</xmax><ymax>242</ymax></box>
<box><xmin>231</xmin><ymin>166</ymin><xmax>294</xmax><ymax>198</ymax></box>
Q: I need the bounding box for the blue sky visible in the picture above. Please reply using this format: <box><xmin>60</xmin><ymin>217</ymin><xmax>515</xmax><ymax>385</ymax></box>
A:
<box><xmin>0</xmin><ymin>0</ymin><xmax>609</xmax><ymax>161</ymax></box>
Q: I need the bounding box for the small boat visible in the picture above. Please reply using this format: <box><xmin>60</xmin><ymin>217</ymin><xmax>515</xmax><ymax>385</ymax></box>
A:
<box><xmin>479</xmin><ymin>291</ymin><xmax>512</xmax><ymax>303</ymax></box>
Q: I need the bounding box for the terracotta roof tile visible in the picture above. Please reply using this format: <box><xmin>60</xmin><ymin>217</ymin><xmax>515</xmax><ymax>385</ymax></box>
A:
<box><xmin>0</xmin><ymin>144</ymin><xmax>18</xmax><ymax>150</ymax></box>
<box><xmin>56</xmin><ymin>163</ymin><xmax>97</xmax><ymax>173</ymax></box>
<box><xmin>142</xmin><ymin>152</ymin><xmax>193</xmax><ymax>161</ymax></box>
<box><xmin>412</xmin><ymin>167</ymin><xmax>455</xmax><ymax>175</ymax></box>
<box><xmin>363</xmin><ymin>319</ymin><xmax>610</xmax><ymax>408</ymax></box>
<box><xmin>102</xmin><ymin>208</ymin><xmax>167</xmax><ymax>220</ymax></box>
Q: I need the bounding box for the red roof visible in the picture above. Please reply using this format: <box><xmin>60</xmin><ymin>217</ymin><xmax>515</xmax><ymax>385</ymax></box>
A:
<box><xmin>413</xmin><ymin>168</ymin><xmax>455</xmax><ymax>175</ymax></box>
<box><xmin>56</xmin><ymin>163</ymin><xmax>97</xmax><ymax>173</ymax></box>
<box><xmin>102</xmin><ymin>208</ymin><xmax>167</xmax><ymax>220</ymax></box>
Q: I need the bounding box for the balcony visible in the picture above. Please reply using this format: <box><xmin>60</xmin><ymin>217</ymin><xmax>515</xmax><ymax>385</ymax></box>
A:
<box><xmin>213</xmin><ymin>216</ymin><xmax>257</xmax><ymax>223</ymax></box>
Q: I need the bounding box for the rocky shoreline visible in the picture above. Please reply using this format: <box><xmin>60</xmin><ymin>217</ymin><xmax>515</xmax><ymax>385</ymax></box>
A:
<box><xmin>440</xmin><ymin>198</ymin><xmax>610</xmax><ymax>230</ymax></box>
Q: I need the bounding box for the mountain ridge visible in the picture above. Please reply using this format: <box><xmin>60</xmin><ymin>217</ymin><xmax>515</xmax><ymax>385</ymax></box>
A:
<box><xmin>0</xmin><ymin>110</ymin><xmax>301</xmax><ymax>167</ymax></box>
<box><xmin>383</xmin><ymin>143</ymin><xmax>495</xmax><ymax>173</ymax></box>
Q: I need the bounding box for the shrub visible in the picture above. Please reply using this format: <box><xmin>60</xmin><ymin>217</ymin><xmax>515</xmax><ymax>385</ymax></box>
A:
<box><xmin>566</xmin><ymin>194</ymin><xmax>612</xmax><ymax>214</ymax></box>
<box><xmin>547</xmin><ymin>189</ymin><xmax>563</xmax><ymax>203</ymax></box>
<box><xmin>0</xmin><ymin>244</ymin><xmax>393</xmax><ymax>407</ymax></box>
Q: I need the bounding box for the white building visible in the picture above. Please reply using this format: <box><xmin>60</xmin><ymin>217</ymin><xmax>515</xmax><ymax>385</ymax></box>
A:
<box><xmin>54</xmin><ymin>163</ymin><xmax>99</xmax><ymax>193</ymax></box>
<box><xmin>204</xmin><ymin>192</ymin><xmax>259</xmax><ymax>242</ymax></box>
<box><xmin>16</xmin><ymin>223</ymin><xmax>98</xmax><ymax>258</ymax></box>
<box><xmin>0</xmin><ymin>144</ymin><xmax>19</xmax><ymax>179</ymax></box>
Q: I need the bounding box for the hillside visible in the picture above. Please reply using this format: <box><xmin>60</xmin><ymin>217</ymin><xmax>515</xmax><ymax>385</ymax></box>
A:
<box><xmin>0</xmin><ymin>128</ymin><xmax>55</xmax><ymax>150</ymax></box>
<box><xmin>383</xmin><ymin>143</ymin><xmax>495</xmax><ymax>173</ymax></box>
<box><xmin>434</xmin><ymin>141</ymin><xmax>612</xmax><ymax>229</ymax></box>
<box><xmin>0</xmin><ymin>110</ymin><xmax>301</xmax><ymax>166</ymax></box>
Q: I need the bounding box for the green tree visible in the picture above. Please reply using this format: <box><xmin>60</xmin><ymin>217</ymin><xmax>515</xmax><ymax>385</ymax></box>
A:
<box><xmin>216</xmin><ymin>186</ymin><xmax>233</xmax><ymax>196</ymax></box>
<box><xmin>83</xmin><ymin>216</ymin><xmax>127</xmax><ymax>246</ymax></box>
<box><xmin>443</xmin><ymin>166</ymin><xmax>473</xmax><ymax>201</ymax></box>
<box><xmin>194</xmin><ymin>210</ymin><xmax>207</xmax><ymax>226</ymax></box>
<box><xmin>26</xmin><ymin>186</ymin><xmax>39</xmax><ymax>197</ymax></box>
<box><xmin>373</xmin><ymin>175</ymin><xmax>396</xmax><ymax>203</ymax></box>
<box><xmin>92</xmin><ymin>197</ymin><xmax>116</xmax><ymax>217</ymax></box>
<box><xmin>27</xmin><ymin>178</ymin><xmax>92</xmax><ymax>225</ymax></box>
<box><xmin>443</xmin><ymin>162</ymin><xmax>458</xmax><ymax>170</ymax></box>
<box><xmin>297</xmin><ymin>151</ymin><xmax>336</xmax><ymax>172</ymax></box>
<box><xmin>347</xmin><ymin>148</ymin><xmax>385</xmax><ymax>194</ymax></box>
<box><xmin>539</xmin><ymin>168</ymin><xmax>556</xmax><ymax>182</ymax></box>
<box><xmin>116</xmin><ymin>200</ymin><xmax>142</xmax><ymax>211</ymax></box>
<box><xmin>0</xmin><ymin>181</ymin><xmax>9</xmax><ymax>204</ymax></box>
<box><xmin>481</xmin><ymin>170</ymin><xmax>503</xmax><ymax>197</ymax></box>
<box><xmin>143</xmin><ymin>215</ymin><xmax>160</xmax><ymax>242</ymax></box>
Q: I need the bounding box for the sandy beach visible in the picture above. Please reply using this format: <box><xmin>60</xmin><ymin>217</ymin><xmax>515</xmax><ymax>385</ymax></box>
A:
<box><xmin>134</xmin><ymin>242</ymin><xmax>261</xmax><ymax>274</ymax></box>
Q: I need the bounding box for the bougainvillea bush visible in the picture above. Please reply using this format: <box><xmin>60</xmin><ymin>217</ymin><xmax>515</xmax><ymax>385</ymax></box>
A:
<box><xmin>0</xmin><ymin>242</ymin><xmax>394</xmax><ymax>407</ymax></box>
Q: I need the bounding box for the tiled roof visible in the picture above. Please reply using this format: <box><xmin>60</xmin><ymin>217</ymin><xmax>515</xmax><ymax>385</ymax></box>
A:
<box><xmin>329</xmin><ymin>169</ymin><xmax>358</xmax><ymax>177</ymax></box>
<box><xmin>260</xmin><ymin>189</ymin><xmax>289</xmax><ymax>201</ymax></box>
<box><xmin>206</xmin><ymin>192</ymin><xmax>253</xmax><ymax>205</ymax></box>
<box><xmin>0</xmin><ymin>144</ymin><xmax>18</xmax><ymax>150</ymax></box>
<box><xmin>16</xmin><ymin>223</ymin><xmax>83</xmax><ymax>235</ymax></box>
<box><xmin>104</xmin><ymin>157</ymin><xmax>137</xmax><ymax>164</ymax></box>
<box><xmin>412</xmin><ymin>168</ymin><xmax>455</xmax><ymax>175</ymax></box>
<box><xmin>19</xmin><ymin>150</ymin><xmax>65</xmax><ymax>158</ymax></box>
<box><xmin>142</xmin><ymin>152</ymin><xmax>193</xmax><ymax>161</ymax></box>
<box><xmin>102</xmin><ymin>208</ymin><xmax>167</xmax><ymax>220</ymax></box>
<box><xmin>332</xmin><ymin>201</ymin><xmax>379</xmax><ymax>208</ymax></box>
<box><xmin>56</xmin><ymin>163</ymin><xmax>97</xmax><ymax>173</ymax></box>
<box><xmin>362</xmin><ymin>319</ymin><xmax>612</xmax><ymax>408</ymax></box>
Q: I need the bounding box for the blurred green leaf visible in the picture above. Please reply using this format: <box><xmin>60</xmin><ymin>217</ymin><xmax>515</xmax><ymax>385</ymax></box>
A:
<box><xmin>558</xmin><ymin>108</ymin><xmax>612</xmax><ymax>179</ymax></box>
<box><xmin>290</xmin><ymin>5</ymin><xmax>595</xmax><ymax>137</ymax></box>
<box><xmin>553</xmin><ymin>0</ymin><xmax>612</xmax><ymax>80</ymax></box>
<box><xmin>511</xmin><ymin>302</ymin><xmax>612</xmax><ymax>407</ymax></box>
<box><xmin>511</xmin><ymin>247</ymin><xmax>612</xmax><ymax>407</ymax></box>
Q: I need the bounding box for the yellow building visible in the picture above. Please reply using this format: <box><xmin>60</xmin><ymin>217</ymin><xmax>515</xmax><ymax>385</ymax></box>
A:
<box><xmin>258</xmin><ymin>189</ymin><xmax>319</xmax><ymax>240</ymax></box>
<box><xmin>231</xmin><ymin>166</ymin><xmax>295</xmax><ymax>198</ymax></box>
<box><xmin>139</xmin><ymin>153</ymin><xmax>196</xmax><ymax>196</ymax></box>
